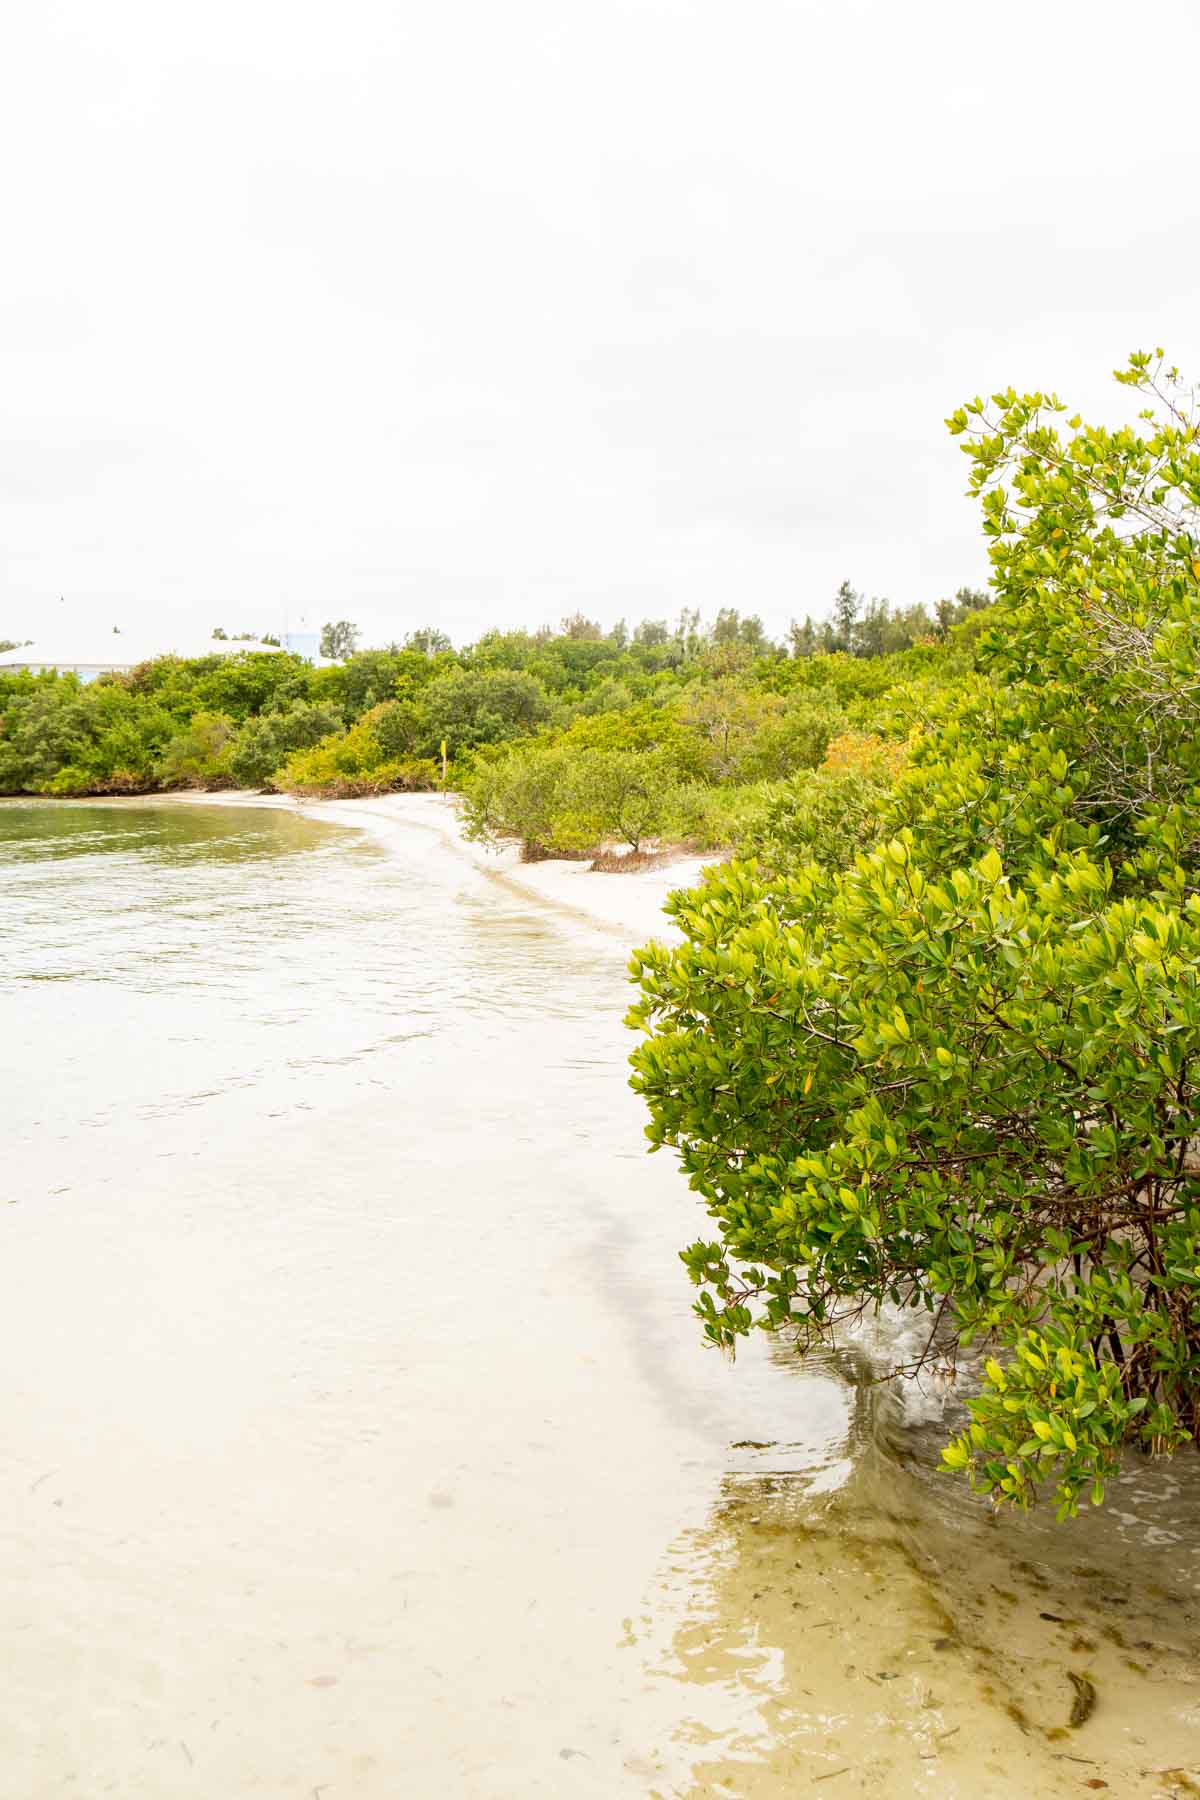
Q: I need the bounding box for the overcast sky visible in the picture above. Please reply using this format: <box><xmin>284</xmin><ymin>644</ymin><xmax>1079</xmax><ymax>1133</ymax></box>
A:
<box><xmin>3</xmin><ymin>0</ymin><xmax>1197</xmax><ymax>651</ymax></box>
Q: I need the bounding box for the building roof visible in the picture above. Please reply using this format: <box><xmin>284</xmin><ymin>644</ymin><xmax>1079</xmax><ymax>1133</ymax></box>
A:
<box><xmin>0</xmin><ymin>634</ymin><xmax>286</xmax><ymax>670</ymax></box>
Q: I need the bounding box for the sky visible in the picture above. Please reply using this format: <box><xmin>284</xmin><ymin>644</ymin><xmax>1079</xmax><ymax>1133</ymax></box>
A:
<box><xmin>3</xmin><ymin>0</ymin><xmax>1198</xmax><ymax>652</ymax></box>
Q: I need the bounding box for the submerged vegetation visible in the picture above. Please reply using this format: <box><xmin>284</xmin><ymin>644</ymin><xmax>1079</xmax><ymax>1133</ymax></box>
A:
<box><xmin>629</xmin><ymin>353</ymin><xmax>1200</xmax><ymax>1517</ymax></box>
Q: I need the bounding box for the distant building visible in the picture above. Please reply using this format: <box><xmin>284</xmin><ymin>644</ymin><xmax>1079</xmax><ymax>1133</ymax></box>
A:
<box><xmin>0</xmin><ymin>634</ymin><xmax>286</xmax><ymax>685</ymax></box>
<box><xmin>281</xmin><ymin>629</ymin><xmax>322</xmax><ymax>662</ymax></box>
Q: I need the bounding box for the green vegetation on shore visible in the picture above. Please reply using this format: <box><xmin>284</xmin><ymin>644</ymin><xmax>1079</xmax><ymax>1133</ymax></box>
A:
<box><xmin>0</xmin><ymin>591</ymin><xmax>984</xmax><ymax>864</ymax></box>
<box><xmin>11</xmin><ymin>347</ymin><xmax>1200</xmax><ymax>1528</ymax></box>
<box><xmin>630</xmin><ymin>352</ymin><xmax>1200</xmax><ymax>1517</ymax></box>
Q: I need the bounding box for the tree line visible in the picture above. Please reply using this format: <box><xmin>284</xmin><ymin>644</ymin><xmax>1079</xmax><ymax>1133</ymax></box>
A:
<box><xmin>0</xmin><ymin>586</ymin><xmax>980</xmax><ymax>810</ymax></box>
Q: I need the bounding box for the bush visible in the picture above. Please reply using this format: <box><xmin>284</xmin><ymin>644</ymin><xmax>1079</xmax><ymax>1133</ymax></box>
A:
<box><xmin>276</xmin><ymin>705</ymin><xmax>438</xmax><ymax>795</ymax></box>
<box><xmin>463</xmin><ymin>742</ymin><xmax>686</xmax><ymax>857</ymax></box>
<box><xmin>0</xmin><ymin>599</ymin><xmax>964</xmax><ymax>799</ymax></box>
<box><xmin>130</xmin><ymin>651</ymin><xmax>312</xmax><ymax>722</ymax></box>
<box><xmin>278</xmin><ymin>756</ymin><xmax>436</xmax><ymax>797</ymax></box>
<box><xmin>567</xmin><ymin>748</ymin><xmax>680</xmax><ymax>853</ymax></box>
<box><xmin>735</xmin><ymin>689</ymin><xmax>846</xmax><ymax>781</ymax></box>
<box><xmin>462</xmin><ymin>743</ymin><xmax>577</xmax><ymax>857</ymax></box>
<box><xmin>157</xmin><ymin>712</ymin><xmax>238</xmax><ymax>787</ymax></box>
<box><xmin>0</xmin><ymin>680</ymin><xmax>175</xmax><ymax>794</ymax></box>
<box><xmin>679</xmin><ymin>679</ymin><xmax>785</xmax><ymax>781</ymax></box>
<box><xmin>728</xmin><ymin>733</ymin><xmax>906</xmax><ymax>870</ymax></box>
<box><xmin>629</xmin><ymin>353</ymin><xmax>1200</xmax><ymax>1518</ymax></box>
<box><xmin>226</xmin><ymin>702</ymin><xmax>345</xmax><ymax>788</ymax></box>
<box><xmin>669</xmin><ymin>780</ymin><xmax>777</xmax><ymax>852</ymax></box>
<box><xmin>412</xmin><ymin>667</ymin><xmax>556</xmax><ymax>759</ymax></box>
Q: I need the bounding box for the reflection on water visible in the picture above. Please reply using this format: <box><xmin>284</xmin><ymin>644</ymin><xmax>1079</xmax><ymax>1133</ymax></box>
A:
<box><xmin>0</xmin><ymin>796</ymin><xmax>340</xmax><ymax>863</ymax></box>
<box><xmin>632</xmin><ymin>1334</ymin><xmax>1200</xmax><ymax>1797</ymax></box>
<box><xmin>1</xmin><ymin>798</ymin><xmax>1198</xmax><ymax>1798</ymax></box>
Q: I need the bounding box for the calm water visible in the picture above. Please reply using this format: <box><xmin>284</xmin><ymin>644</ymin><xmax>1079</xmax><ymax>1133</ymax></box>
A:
<box><xmin>2</xmin><ymin>798</ymin><xmax>1199</xmax><ymax>1797</ymax></box>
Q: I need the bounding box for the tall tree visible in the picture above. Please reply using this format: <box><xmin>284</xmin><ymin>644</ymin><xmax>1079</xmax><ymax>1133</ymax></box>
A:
<box><xmin>405</xmin><ymin>626</ymin><xmax>452</xmax><ymax>656</ymax></box>
<box><xmin>830</xmin><ymin>580</ymin><xmax>859</xmax><ymax>652</ymax></box>
<box><xmin>559</xmin><ymin>612</ymin><xmax>604</xmax><ymax>641</ymax></box>
<box><xmin>320</xmin><ymin>620</ymin><xmax>361</xmax><ymax>661</ymax></box>
<box><xmin>788</xmin><ymin>616</ymin><xmax>817</xmax><ymax>658</ymax></box>
<box><xmin>634</xmin><ymin>619</ymin><xmax>670</xmax><ymax>647</ymax></box>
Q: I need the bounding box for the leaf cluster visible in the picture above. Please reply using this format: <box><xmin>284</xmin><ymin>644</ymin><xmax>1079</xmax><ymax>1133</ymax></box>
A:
<box><xmin>629</xmin><ymin>354</ymin><xmax>1200</xmax><ymax>1515</ymax></box>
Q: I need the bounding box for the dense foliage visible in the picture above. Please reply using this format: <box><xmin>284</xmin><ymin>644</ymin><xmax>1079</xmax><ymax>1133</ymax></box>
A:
<box><xmin>629</xmin><ymin>354</ymin><xmax>1200</xmax><ymax>1517</ymax></box>
<box><xmin>458</xmin><ymin>636</ymin><xmax>970</xmax><ymax>859</ymax></box>
<box><xmin>0</xmin><ymin>599</ymin><xmax>971</xmax><ymax>819</ymax></box>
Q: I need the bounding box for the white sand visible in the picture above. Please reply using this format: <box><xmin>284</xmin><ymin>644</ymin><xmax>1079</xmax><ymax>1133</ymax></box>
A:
<box><xmin>160</xmin><ymin>788</ymin><xmax>715</xmax><ymax>943</ymax></box>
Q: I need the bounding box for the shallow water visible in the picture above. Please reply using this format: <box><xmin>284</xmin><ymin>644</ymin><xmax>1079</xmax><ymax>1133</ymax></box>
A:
<box><xmin>2</xmin><ymin>798</ymin><xmax>1198</xmax><ymax>1796</ymax></box>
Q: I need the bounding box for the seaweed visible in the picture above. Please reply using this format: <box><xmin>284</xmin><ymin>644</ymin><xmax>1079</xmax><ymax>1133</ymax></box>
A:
<box><xmin>1067</xmin><ymin>1671</ymin><xmax>1097</xmax><ymax>1729</ymax></box>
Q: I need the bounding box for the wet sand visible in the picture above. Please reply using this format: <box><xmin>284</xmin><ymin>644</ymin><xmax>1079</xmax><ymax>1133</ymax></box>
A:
<box><xmin>161</xmin><ymin>787</ymin><xmax>714</xmax><ymax>942</ymax></box>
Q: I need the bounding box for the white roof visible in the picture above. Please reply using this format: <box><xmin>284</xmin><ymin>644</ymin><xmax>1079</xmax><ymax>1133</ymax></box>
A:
<box><xmin>0</xmin><ymin>634</ymin><xmax>285</xmax><ymax>669</ymax></box>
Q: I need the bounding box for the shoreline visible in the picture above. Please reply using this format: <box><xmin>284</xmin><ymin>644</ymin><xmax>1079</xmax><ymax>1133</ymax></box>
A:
<box><xmin>19</xmin><ymin>788</ymin><xmax>714</xmax><ymax>944</ymax></box>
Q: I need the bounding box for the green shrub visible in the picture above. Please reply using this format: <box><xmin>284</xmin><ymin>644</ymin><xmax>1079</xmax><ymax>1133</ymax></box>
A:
<box><xmin>464</xmin><ymin>742</ymin><xmax>686</xmax><ymax>857</ymax></box>
<box><xmin>462</xmin><ymin>743</ymin><xmax>577</xmax><ymax>857</ymax></box>
<box><xmin>157</xmin><ymin>711</ymin><xmax>238</xmax><ymax>787</ymax></box>
<box><xmin>669</xmin><ymin>780</ymin><xmax>776</xmax><ymax>852</ymax></box>
<box><xmin>0</xmin><ymin>679</ymin><xmax>174</xmax><ymax>794</ymax></box>
<box><xmin>226</xmin><ymin>702</ymin><xmax>345</xmax><ymax>787</ymax></box>
<box><xmin>278</xmin><ymin>754</ymin><xmax>436</xmax><ymax>797</ymax></box>
<box><xmin>565</xmin><ymin>748</ymin><xmax>680</xmax><ymax>853</ymax></box>
<box><xmin>276</xmin><ymin>704</ymin><xmax>437</xmax><ymax>795</ymax></box>
<box><xmin>733</xmin><ymin>689</ymin><xmax>846</xmax><ymax>781</ymax></box>
<box><xmin>734</xmin><ymin>738</ymin><xmax>905</xmax><ymax>870</ymax></box>
<box><xmin>679</xmin><ymin>679</ymin><xmax>785</xmax><ymax>781</ymax></box>
<box><xmin>412</xmin><ymin>667</ymin><xmax>556</xmax><ymax>759</ymax></box>
<box><xmin>630</xmin><ymin>352</ymin><xmax>1200</xmax><ymax>1518</ymax></box>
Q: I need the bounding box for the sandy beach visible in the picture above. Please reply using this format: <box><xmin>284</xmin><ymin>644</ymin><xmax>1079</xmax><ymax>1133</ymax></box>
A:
<box><xmin>159</xmin><ymin>787</ymin><xmax>715</xmax><ymax>944</ymax></box>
